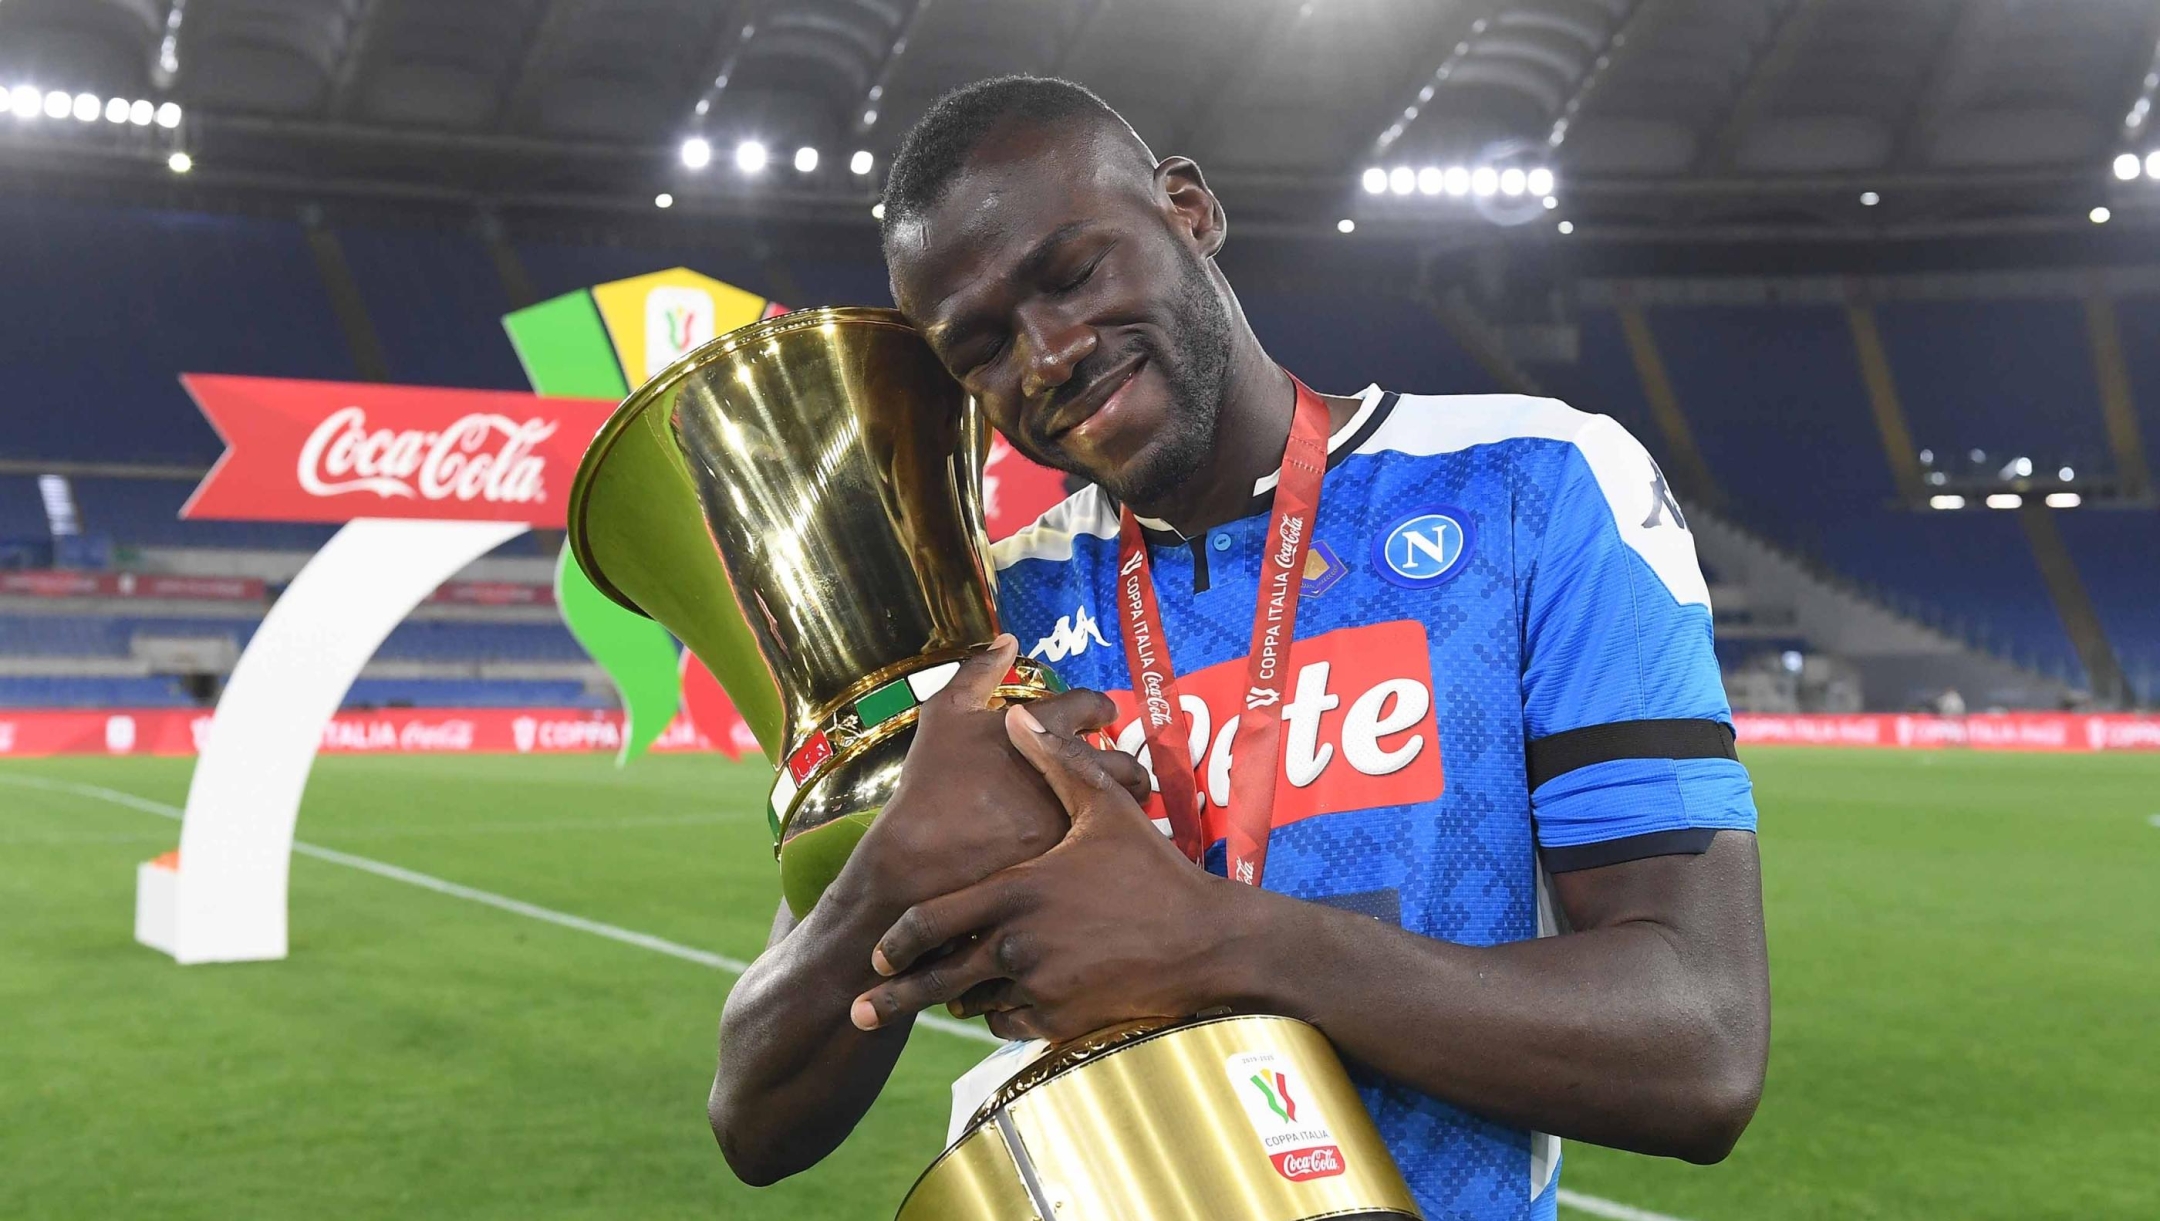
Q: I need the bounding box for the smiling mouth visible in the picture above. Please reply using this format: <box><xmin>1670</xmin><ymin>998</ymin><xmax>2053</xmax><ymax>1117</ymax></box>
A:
<box><xmin>1042</xmin><ymin>355</ymin><xmax>1145</xmax><ymax>441</ymax></box>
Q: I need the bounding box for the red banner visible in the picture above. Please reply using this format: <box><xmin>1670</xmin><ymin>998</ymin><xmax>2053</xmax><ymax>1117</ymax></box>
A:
<box><xmin>0</xmin><ymin>571</ymin><xmax>265</xmax><ymax>600</ymax></box>
<box><xmin>0</xmin><ymin>708</ymin><xmax>739</xmax><ymax>759</ymax></box>
<box><xmin>1734</xmin><ymin>713</ymin><xmax>2160</xmax><ymax>752</ymax></box>
<box><xmin>180</xmin><ymin>375</ymin><xmax>618</xmax><ymax>527</ymax></box>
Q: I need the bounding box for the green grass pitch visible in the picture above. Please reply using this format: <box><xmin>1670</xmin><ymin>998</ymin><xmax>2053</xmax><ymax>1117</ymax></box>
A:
<box><xmin>2</xmin><ymin>747</ymin><xmax>2155</xmax><ymax>1219</ymax></box>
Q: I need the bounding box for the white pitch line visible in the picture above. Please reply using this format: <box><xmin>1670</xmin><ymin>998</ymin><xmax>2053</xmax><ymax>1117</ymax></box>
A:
<box><xmin>3</xmin><ymin>773</ymin><xmax>1697</xmax><ymax>1221</ymax></box>
<box><xmin>0</xmin><ymin>774</ymin><xmax>995</xmax><ymax>1046</ymax></box>
<box><xmin>1558</xmin><ymin>1188</ymin><xmax>1696</xmax><ymax>1221</ymax></box>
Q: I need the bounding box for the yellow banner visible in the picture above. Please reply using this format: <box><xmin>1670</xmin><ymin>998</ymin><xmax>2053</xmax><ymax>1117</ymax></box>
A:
<box><xmin>590</xmin><ymin>268</ymin><xmax>771</xmax><ymax>388</ymax></box>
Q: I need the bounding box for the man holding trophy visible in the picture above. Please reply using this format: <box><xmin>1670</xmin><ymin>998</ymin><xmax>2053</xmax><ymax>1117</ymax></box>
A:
<box><xmin>596</xmin><ymin>75</ymin><xmax>1767</xmax><ymax>1221</ymax></box>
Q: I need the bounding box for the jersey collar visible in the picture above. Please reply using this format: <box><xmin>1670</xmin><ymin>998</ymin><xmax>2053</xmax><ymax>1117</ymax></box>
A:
<box><xmin>1126</xmin><ymin>384</ymin><xmax>1396</xmax><ymax>544</ymax></box>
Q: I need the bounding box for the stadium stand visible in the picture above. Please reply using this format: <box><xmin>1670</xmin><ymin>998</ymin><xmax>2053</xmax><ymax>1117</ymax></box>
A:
<box><xmin>0</xmin><ymin>196</ymin><xmax>353</xmax><ymax>465</ymax></box>
<box><xmin>1</xmin><ymin>196</ymin><xmax>2152</xmax><ymax>712</ymax></box>
<box><xmin>1875</xmin><ymin>299</ymin><xmax>2115</xmax><ymax>484</ymax></box>
<box><xmin>339</xmin><ymin>223</ymin><xmax>529</xmax><ymax>391</ymax></box>
<box><xmin>2058</xmin><ymin>512</ymin><xmax>2160</xmax><ymax>703</ymax></box>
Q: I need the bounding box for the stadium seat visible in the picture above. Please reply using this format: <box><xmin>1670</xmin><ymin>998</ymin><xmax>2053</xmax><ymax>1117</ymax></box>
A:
<box><xmin>0</xmin><ymin>197</ymin><xmax>354</xmax><ymax>465</ymax></box>
<box><xmin>337</xmin><ymin>223</ymin><xmax>529</xmax><ymax>391</ymax></box>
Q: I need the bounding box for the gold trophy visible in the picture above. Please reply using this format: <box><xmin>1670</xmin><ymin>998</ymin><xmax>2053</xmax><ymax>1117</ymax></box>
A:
<box><xmin>568</xmin><ymin>306</ymin><xmax>1420</xmax><ymax>1220</ymax></box>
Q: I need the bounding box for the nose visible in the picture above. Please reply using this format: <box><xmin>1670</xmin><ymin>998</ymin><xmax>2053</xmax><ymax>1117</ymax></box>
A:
<box><xmin>1017</xmin><ymin>313</ymin><xmax>1096</xmax><ymax>400</ymax></box>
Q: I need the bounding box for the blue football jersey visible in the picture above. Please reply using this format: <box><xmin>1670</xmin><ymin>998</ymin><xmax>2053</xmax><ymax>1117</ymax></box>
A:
<box><xmin>988</xmin><ymin>385</ymin><xmax>1758</xmax><ymax>1221</ymax></box>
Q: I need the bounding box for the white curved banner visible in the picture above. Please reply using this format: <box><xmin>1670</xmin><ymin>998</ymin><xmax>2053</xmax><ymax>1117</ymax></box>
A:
<box><xmin>146</xmin><ymin>518</ymin><xmax>527</xmax><ymax>963</ymax></box>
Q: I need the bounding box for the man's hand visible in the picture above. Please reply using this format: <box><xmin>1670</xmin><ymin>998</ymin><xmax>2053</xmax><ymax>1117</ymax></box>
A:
<box><xmin>850</xmin><ymin>701</ymin><xmax>1234</xmax><ymax>1042</ymax></box>
<box><xmin>842</xmin><ymin>634</ymin><xmax>1150</xmax><ymax>917</ymax></box>
<box><xmin>708</xmin><ymin>635</ymin><xmax>1148</xmax><ymax>1186</ymax></box>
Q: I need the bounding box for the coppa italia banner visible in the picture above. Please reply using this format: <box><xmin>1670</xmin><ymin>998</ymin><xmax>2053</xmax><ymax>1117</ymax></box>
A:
<box><xmin>1735</xmin><ymin>713</ymin><xmax>2160</xmax><ymax>752</ymax></box>
<box><xmin>0</xmin><ymin>707</ymin><xmax>751</xmax><ymax>759</ymax></box>
<box><xmin>180</xmin><ymin>375</ymin><xmax>618</xmax><ymax>527</ymax></box>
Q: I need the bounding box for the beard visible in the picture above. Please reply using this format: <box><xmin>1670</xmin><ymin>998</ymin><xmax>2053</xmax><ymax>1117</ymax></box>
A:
<box><xmin>1024</xmin><ymin>240</ymin><xmax>1234</xmax><ymax>510</ymax></box>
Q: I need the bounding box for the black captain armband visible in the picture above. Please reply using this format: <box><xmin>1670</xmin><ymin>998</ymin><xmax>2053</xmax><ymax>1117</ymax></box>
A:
<box><xmin>1527</xmin><ymin>718</ymin><xmax>1739</xmax><ymax>873</ymax></box>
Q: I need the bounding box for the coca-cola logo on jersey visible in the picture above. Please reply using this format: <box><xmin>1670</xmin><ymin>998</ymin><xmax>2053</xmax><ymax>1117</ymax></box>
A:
<box><xmin>1101</xmin><ymin>619</ymin><xmax>1445</xmax><ymax>838</ymax></box>
<box><xmin>298</xmin><ymin>406</ymin><xmax>557</xmax><ymax>504</ymax></box>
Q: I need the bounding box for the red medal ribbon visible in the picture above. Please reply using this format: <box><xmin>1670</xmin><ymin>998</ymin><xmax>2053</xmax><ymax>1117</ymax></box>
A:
<box><xmin>1115</xmin><ymin>373</ymin><xmax>1331</xmax><ymax>887</ymax></box>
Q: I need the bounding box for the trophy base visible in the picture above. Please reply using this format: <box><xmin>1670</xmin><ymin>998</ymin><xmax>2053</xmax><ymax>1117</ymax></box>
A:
<box><xmin>898</xmin><ymin>1014</ymin><xmax>1422</xmax><ymax>1221</ymax></box>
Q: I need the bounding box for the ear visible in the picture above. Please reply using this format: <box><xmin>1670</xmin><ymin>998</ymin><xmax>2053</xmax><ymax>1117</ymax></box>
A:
<box><xmin>1155</xmin><ymin>156</ymin><xmax>1227</xmax><ymax>259</ymax></box>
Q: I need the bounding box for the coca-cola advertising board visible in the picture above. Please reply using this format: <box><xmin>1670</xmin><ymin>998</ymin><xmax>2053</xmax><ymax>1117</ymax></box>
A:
<box><xmin>179</xmin><ymin>375</ymin><xmax>618</xmax><ymax>527</ymax></box>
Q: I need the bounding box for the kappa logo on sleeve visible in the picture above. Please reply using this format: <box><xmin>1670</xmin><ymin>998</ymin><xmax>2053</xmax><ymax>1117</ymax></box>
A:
<box><xmin>1104</xmin><ymin>619</ymin><xmax>1444</xmax><ymax>836</ymax></box>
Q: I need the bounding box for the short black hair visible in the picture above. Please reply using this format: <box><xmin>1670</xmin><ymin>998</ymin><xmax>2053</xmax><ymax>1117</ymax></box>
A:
<box><xmin>880</xmin><ymin>75</ymin><xmax>1149</xmax><ymax>237</ymax></box>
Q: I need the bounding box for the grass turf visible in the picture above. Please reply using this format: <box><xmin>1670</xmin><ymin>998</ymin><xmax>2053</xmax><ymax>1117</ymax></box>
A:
<box><xmin>1</xmin><ymin>747</ymin><xmax>2154</xmax><ymax>1219</ymax></box>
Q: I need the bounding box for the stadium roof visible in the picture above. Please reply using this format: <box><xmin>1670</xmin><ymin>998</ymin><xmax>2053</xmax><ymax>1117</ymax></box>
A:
<box><xmin>3</xmin><ymin>0</ymin><xmax>2158</xmax><ymax>240</ymax></box>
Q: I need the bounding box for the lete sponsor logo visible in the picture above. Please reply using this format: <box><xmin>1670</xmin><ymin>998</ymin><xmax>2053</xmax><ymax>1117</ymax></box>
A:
<box><xmin>179</xmin><ymin>375</ymin><xmax>618</xmax><ymax>527</ymax></box>
<box><xmin>1225</xmin><ymin>1050</ymin><xmax>1346</xmax><ymax>1182</ymax></box>
<box><xmin>1103</xmin><ymin>619</ymin><xmax>1445</xmax><ymax>839</ymax></box>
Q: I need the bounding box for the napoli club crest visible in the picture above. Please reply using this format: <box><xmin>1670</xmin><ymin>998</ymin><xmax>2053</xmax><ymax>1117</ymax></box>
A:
<box><xmin>1373</xmin><ymin>509</ymin><xmax>1473</xmax><ymax>588</ymax></box>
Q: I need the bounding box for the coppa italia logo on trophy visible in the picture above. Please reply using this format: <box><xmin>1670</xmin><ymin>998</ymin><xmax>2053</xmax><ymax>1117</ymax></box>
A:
<box><xmin>181</xmin><ymin>376</ymin><xmax>616</xmax><ymax>526</ymax></box>
<box><xmin>1226</xmin><ymin>1050</ymin><xmax>1347</xmax><ymax>1182</ymax></box>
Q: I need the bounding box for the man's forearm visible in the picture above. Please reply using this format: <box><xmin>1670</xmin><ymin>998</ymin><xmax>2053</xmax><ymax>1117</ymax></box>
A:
<box><xmin>710</xmin><ymin>885</ymin><xmax>912</xmax><ymax>1185</ymax></box>
<box><xmin>1212</xmin><ymin>847</ymin><xmax>1768</xmax><ymax>1162</ymax></box>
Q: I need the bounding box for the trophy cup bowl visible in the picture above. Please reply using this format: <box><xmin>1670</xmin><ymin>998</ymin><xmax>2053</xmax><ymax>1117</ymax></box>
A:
<box><xmin>567</xmin><ymin>307</ymin><xmax>1419</xmax><ymax>1220</ymax></box>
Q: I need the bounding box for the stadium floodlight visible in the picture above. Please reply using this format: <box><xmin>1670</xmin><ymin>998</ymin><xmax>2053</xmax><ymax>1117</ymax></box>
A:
<box><xmin>1526</xmin><ymin>167</ymin><xmax>1555</xmax><ymax>197</ymax></box>
<box><xmin>2148</xmin><ymin>150</ymin><xmax>2160</xmax><ymax>180</ymax></box>
<box><xmin>871</xmin><ymin>201</ymin><xmax>885</xmax><ymax>220</ymax></box>
<box><xmin>72</xmin><ymin>92</ymin><xmax>100</xmax><ymax>122</ymax></box>
<box><xmin>1499</xmin><ymin>167</ymin><xmax>1526</xmax><ymax>196</ymax></box>
<box><xmin>1336</xmin><ymin>218</ymin><xmax>1355</xmax><ymax>234</ymax></box>
<box><xmin>0</xmin><ymin>88</ymin><xmax>11</xmax><ymax>116</ymax></box>
<box><xmin>2045</xmin><ymin>492</ymin><xmax>2081</xmax><ymax>509</ymax></box>
<box><xmin>155</xmin><ymin>101</ymin><xmax>181</xmax><ymax>128</ymax></box>
<box><xmin>735</xmin><ymin>140</ymin><xmax>767</xmax><ymax>173</ymax></box>
<box><xmin>1859</xmin><ymin>190</ymin><xmax>1880</xmax><ymax>206</ymax></box>
<box><xmin>1927</xmin><ymin>471</ymin><xmax>1948</xmax><ymax>485</ymax></box>
<box><xmin>1918</xmin><ymin>448</ymin><xmax>1933</xmax><ymax>464</ymax></box>
<box><xmin>2059</xmin><ymin>466</ymin><xmax>2076</xmax><ymax>480</ymax></box>
<box><xmin>1416</xmin><ymin>166</ymin><xmax>1443</xmax><ymax>195</ymax></box>
<box><xmin>654</xmin><ymin>192</ymin><xmax>673</xmax><ymax>208</ymax></box>
<box><xmin>863</xmin><ymin>108</ymin><xmax>878</xmax><ymax>126</ymax></box>
<box><xmin>9</xmin><ymin>84</ymin><xmax>38</xmax><ymax>117</ymax></box>
<box><xmin>794</xmin><ymin>146</ymin><xmax>818</xmax><ymax>172</ymax></box>
<box><xmin>1361</xmin><ymin>167</ymin><xmax>1387</xmax><ymax>194</ymax></box>
<box><xmin>2012</xmin><ymin>457</ymin><xmax>2033</xmax><ymax>477</ymax></box>
<box><xmin>1388</xmin><ymin>166</ymin><xmax>1415</xmax><ymax>195</ymax></box>
<box><xmin>1471</xmin><ymin>166</ymin><xmax>1499</xmax><ymax>196</ymax></box>
<box><xmin>2116</xmin><ymin>152</ymin><xmax>2144</xmax><ymax>181</ymax></box>
<box><xmin>680</xmin><ymin>137</ymin><xmax>712</xmax><ymax>169</ymax></box>
<box><xmin>1985</xmin><ymin>493</ymin><xmax>2021</xmax><ymax>509</ymax></box>
<box><xmin>44</xmin><ymin>90</ymin><xmax>71</xmax><ymax>119</ymax></box>
<box><xmin>1929</xmin><ymin>495</ymin><xmax>1965</xmax><ymax>510</ymax></box>
<box><xmin>167</xmin><ymin>151</ymin><xmax>192</xmax><ymax>174</ymax></box>
<box><xmin>851</xmin><ymin>149</ymin><xmax>874</xmax><ymax>175</ymax></box>
<box><xmin>1557</xmin><ymin>220</ymin><xmax>1575</xmax><ymax>235</ymax></box>
<box><xmin>2090</xmin><ymin>206</ymin><xmax>2112</xmax><ymax>224</ymax></box>
<box><xmin>1969</xmin><ymin>448</ymin><xmax>1986</xmax><ymax>463</ymax></box>
<box><xmin>104</xmin><ymin>97</ymin><xmax>129</xmax><ymax>123</ymax></box>
<box><xmin>129</xmin><ymin>99</ymin><xmax>153</xmax><ymax>126</ymax></box>
<box><xmin>1443</xmin><ymin>165</ymin><xmax>1470</xmax><ymax>196</ymax></box>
